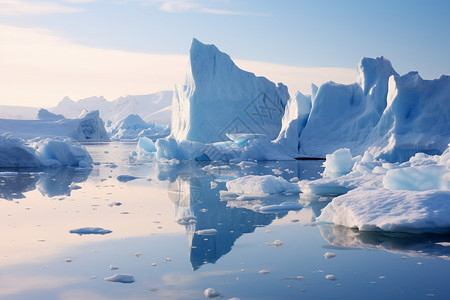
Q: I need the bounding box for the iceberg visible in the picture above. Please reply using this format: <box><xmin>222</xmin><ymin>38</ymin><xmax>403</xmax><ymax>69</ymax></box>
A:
<box><xmin>225</xmin><ymin>175</ymin><xmax>300</xmax><ymax>196</ymax></box>
<box><xmin>171</xmin><ymin>38</ymin><xmax>289</xmax><ymax>144</ymax></box>
<box><xmin>0</xmin><ymin>134</ymin><xmax>93</xmax><ymax>168</ymax></box>
<box><xmin>0</xmin><ymin>110</ymin><xmax>109</xmax><ymax>142</ymax></box>
<box><xmin>292</xmin><ymin>57</ymin><xmax>449</xmax><ymax>162</ymax></box>
<box><xmin>108</xmin><ymin>114</ymin><xmax>170</xmax><ymax>141</ymax></box>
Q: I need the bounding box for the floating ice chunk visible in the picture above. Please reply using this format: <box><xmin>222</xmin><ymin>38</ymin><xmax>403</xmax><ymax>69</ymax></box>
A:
<box><xmin>317</xmin><ymin>188</ymin><xmax>450</xmax><ymax>233</ymax></box>
<box><xmin>258</xmin><ymin>270</ymin><xmax>270</xmax><ymax>274</ymax></box>
<box><xmin>117</xmin><ymin>175</ymin><xmax>138</xmax><ymax>182</ymax></box>
<box><xmin>383</xmin><ymin>165</ymin><xmax>449</xmax><ymax>191</ymax></box>
<box><xmin>0</xmin><ymin>172</ymin><xmax>18</xmax><ymax>177</ymax></box>
<box><xmin>210</xmin><ymin>181</ymin><xmax>218</xmax><ymax>189</ymax></box>
<box><xmin>137</xmin><ymin>136</ymin><xmax>156</xmax><ymax>153</ymax></box>
<box><xmin>325</xmin><ymin>274</ymin><xmax>337</xmax><ymax>281</ymax></box>
<box><xmin>226</xmin><ymin>175</ymin><xmax>300</xmax><ymax>196</ymax></box>
<box><xmin>104</xmin><ymin>274</ymin><xmax>135</xmax><ymax>283</ymax></box>
<box><xmin>196</xmin><ymin>229</ymin><xmax>217</xmax><ymax>236</ymax></box>
<box><xmin>323</xmin><ymin>252</ymin><xmax>336</xmax><ymax>259</ymax></box>
<box><xmin>436</xmin><ymin>242</ymin><xmax>450</xmax><ymax>247</ymax></box>
<box><xmin>203</xmin><ymin>288</ymin><xmax>221</xmax><ymax>298</ymax></box>
<box><xmin>323</xmin><ymin>148</ymin><xmax>355</xmax><ymax>177</ymax></box>
<box><xmin>266</xmin><ymin>240</ymin><xmax>283</xmax><ymax>247</ymax></box>
<box><xmin>110</xmin><ymin>265</ymin><xmax>119</xmax><ymax>270</ymax></box>
<box><xmin>258</xmin><ymin>202</ymin><xmax>302</xmax><ymax>213</ymax></box>
<box><xmin>281</xmin><ymin>276</ymin><xmax>304</xmax><ymax>280</ymax></box>
<box><xmin>69</xmin><ymin>227</ymin><xmax>112</xmax><ymax>235</ymax></box>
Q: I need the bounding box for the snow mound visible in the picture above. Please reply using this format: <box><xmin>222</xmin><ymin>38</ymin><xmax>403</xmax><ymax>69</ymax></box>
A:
<box><xmin>171</xmin><ymin>38</ymin><xmax>289</xmax><ymax>144</ymax></box>
<box><xmin>0</xmin><ymin>134</ymin><xmax>93</xmax><ymax>168</ymax></box>
<box><xmin>226</xmin><ymin>175</ymin><xmax>300</xmax><ymax>196</ymax></box>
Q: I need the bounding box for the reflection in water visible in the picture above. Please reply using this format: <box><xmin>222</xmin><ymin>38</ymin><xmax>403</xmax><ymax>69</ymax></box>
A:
<box><xmin>161</xmin><ymin>160</ymin><xmax>321</xmax><ymax>270</ymax></box>
<box><xmin>0</xmin><ymin>167</ymin><xmax>91</xmax><ymax>200</ymax></box>
<box><xmin>319</xmin><ymin>224</ymin><xmax>450</xmax><ymax>260</ymax></box>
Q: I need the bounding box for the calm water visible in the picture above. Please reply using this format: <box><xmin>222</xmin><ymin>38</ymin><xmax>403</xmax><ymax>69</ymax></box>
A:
<box><xmin>1</xmin><ymin>142</ymin><xmax>450</xmax><ymax>300</ymax></box>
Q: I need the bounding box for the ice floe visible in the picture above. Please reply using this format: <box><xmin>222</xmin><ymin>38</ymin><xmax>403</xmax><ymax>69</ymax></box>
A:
<box><xmin>104</xmin><ymin>274</ymin><xmax>135</xmax><ymax>283</ymax></box>
<box><xmin>69</xmin><ymin>227</ymin><xmax>112</xmax><ymax>235</ymax></box>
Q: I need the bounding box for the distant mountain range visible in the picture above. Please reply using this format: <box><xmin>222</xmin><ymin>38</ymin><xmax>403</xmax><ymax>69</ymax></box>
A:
<box><xmin>0</xmin><ymin>90</ymin><xmax>173</xmax><ymax>125</ymax></box>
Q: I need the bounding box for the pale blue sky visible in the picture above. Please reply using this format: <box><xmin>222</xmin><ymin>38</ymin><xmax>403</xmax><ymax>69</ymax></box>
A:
<box><xmin>0</xmin><ymin>0</ymin><xmax>449</xmax><ymax>106</ymax></box>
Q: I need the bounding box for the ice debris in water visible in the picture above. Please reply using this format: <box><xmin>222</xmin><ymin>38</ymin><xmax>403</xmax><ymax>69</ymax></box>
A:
<box><xmin>69</xmin><ymin>227</ymin><xmax>112</xmax><ymax>235</ymax></box>
<box><xmin>117</xmin><ymin>175</ymin><xmax>138</xmax><ymax>182</ymax></box>
<box><xmin>324</xmin><ymin>252</ymin><xmax>336</xmax><ymax>259</ymax></box>
<box><xmin>266</xmin><ymin>240</ymin><xmax>283</xmax><ymax>247</ymax></box>
<box><xmin>104</xmin><ymin>274</ymin><xmax>135</xmax><ymax>283</ymax></box>
<box><xmin>259</xmin><ymin>270</ymin><xmax>270</xmax><ymax>274</ymax></box>
<box><xmin>255</xmin><ymin>202</ymin><xmax>302</xmax><ymax>213</ymax></box>
<box><xmin>110</xmin><ymin>265</ymin><xmax>119</xmax><ymax>270</ymax></box>
<box><xmin>325</xmin><ymin>274</ymin><xmax>337</xmax><ymax>281</ymax></box>
<box><xmin>196</xmin><ymin>229</ymin><xmax>217</xmax><ymax>236</ymax></box>
<box><xmin>203</xmin><ymin>288</ymin><xmax>221</xmax><ymax>298</ymax></box>
<box><xmin>281</xmin><ymin>276</ymin><xmax>304</xmax><ymax>280</ymax></box>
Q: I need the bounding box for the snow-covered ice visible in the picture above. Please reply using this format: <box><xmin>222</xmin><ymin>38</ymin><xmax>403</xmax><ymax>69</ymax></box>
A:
<box><xmin>203</xmin><ymin>288</ymin><xmax>221</xmax><ymax>298</ymax></box>
<box><xmin>256</xmin><ymin>202</ymin><xmax>302</xmax><ymax>213</ymax></box>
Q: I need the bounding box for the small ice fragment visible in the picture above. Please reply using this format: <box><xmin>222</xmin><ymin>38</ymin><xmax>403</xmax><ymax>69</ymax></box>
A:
<box><xmin>69</xmin><ymin>227</ymin><xmax>112</xmax><ymax>235</ymax></box>
<box><xmin>104</xmin><ymin>274</ymin><xmax>135</xmax><ymax>283</ymax></box>
<box><xmin>301</xmin><ymin>289</ymin><xmax>307</xmax><ymax>292</ymax></box>
<box><xmin>417</xmin><ymin>262</ymin><xmax>423</xmax><ymax>265</ymax></box>
<box><xmin>266</xmin><ymin>240</ymin><xmax>283</xmax><ymax>247</ymax></box>
<box><xmin>228</xmin><ymin>298</ymin><xmax>240</xmax><ymax>300</ymax></box>
<box><xmin>134</xmin><ymin>253</ymin><xmax>143</xmax><ymax>257</ymax></box>
<box><xmin>210</xmin><ymin>181</ymin><xmax>218</xmax><ymax>189</ymax></box>
<box><xmin>272</xmin><ymin>169</ymin><xmax>283</xmax><ymax>175</ymax></box>
<box><xmin>201</xmin><ymin>209</ymin><xmax>208</xmax><ymax>212</ymax></box>
<box><xmin>165</xmin><ymin>257</ymin><xmax>172</xmax><ymax>262</ymax></box>
<box><xmin>258</xmin><ymin>270</ymin><xmax>270</xmax><ymax>274</ymax></box>
<box><xmin>151</xmin><ymin>263</ymin><xmax>157</xmax><ymax>266</ymax></box>
<box><xmin>401</xmin><ymin>256</ymin><xmax>408</xmax><ymax>259</ymax></box>
<box><xmin>290</xmin><ymin>177</ymin><xmax>299</xmax><ymax>183</ymax></box>
<box><xmin>108</xmin><ymin>202</ymin><xmax>122</xmax><ymax>207</ymax></box>
<box><xmin>291</xmin><ymin>219</ymin><xmax>299</xmax><ymax>223</ymax></box>
<box><xmin>65</xmin><ymin>258</ymin><xmax>72</xmax><ymax>262</ymax></box>
<box><xmin>70</xmin><ymin>184</ymin><xmax>82</xmax><ymax>190</ymax></box>
<box><xmin>379</xmin><ymin>276</ymin><xmax>387</xmax><ymax>279</ymax></box>
<box><xmin>196</xmin><ymin>229</ymin><xmax>217</xmax><ymax>236</ymax></box>
<box><xmin>324</xmin><ymin>252</ymin><xmax>336</xmax><ymax>259</ymax></box>
<box><xmin>110</xmin><ymin>265</ymin><xmax>119</xmax><ymax>270</ymax></box>
<box><xmin>314</xmin><ymin>270</ymin><xmax>324</xmax><ymax>273</ymax></box>
<box><xmin>117</xmin><ymin>175</ymin><xmax>138</xmax><ymax>182</ymax></box>
<box><xmin>89</xmin><ymin>276</ymin><xmax>97</xmax><ymax>279</ymax></box>
<box><xmin>325</xmin><ymin>274</ymin><xmax>337</xmax><ymax>281</ymax></box>
<box><xmin>204</xmin><ymin>288</ymin><xmax>220</xmax><ymax>298</ymax></box>
<box><xmin>240</xmin><ymin>269</ymin><xmax>245</xmax><ymax>272</ymax></box>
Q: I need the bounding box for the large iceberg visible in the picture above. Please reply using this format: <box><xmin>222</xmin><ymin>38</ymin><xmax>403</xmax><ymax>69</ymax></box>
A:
<box><xmin>295</xmin><ymin>57</ymin><xmax>449</xmax><ymax>162</ymax></box>
<box><xmin>171</xmin><ymin>38</ymin><xmax>289</xmax><ymax>144</ymax></box>
<box><xmin>0</xmin><ymin>110</ymin><xmax>109</xmax><ymax>142</ymax></box>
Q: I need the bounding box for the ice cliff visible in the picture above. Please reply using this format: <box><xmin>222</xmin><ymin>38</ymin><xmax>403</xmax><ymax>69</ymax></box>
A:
<box><xmin>171</xmin><ymin>38</ymin><xmax>289</xmax><ymax>144</ymax></box>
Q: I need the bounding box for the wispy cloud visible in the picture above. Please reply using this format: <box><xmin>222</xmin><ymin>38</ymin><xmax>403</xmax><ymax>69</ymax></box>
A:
<box><xmin>141</xmin><ymin>0</ymin><xmax>255</xmax><ymax>16</ymax></box>
<box><xmin>0</xmin><ymin>0</ymin><xmax>83</xmax><ymax>15</ymax></box>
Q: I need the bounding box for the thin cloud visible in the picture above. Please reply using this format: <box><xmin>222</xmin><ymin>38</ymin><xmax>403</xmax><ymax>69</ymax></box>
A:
<box><xmin>0</xmin><ymin>0</ymin><xmax>83</xmax><ymax>15</ymax></box>
<box><xmin>141</xmin><ymin>0</ymin><xmax>257</xmax><ymax>16</ymax></box>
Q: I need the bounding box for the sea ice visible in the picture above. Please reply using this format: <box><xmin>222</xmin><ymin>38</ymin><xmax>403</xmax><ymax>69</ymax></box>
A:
<box><xmin>104</xmin><ymin>274</ymin><xmax>135</xmax><ymax>283</ymax></box>
<box><xmin>69</xmin><ymin>227</ymin><xmax>112</xmax><ymax>235</ymax></box>
<box><xmin>258</xmin><ymin>270</ymin><xmax>270</xmax><ymax>274</ymax></box>
<box><xmin>117</xmin><ymin>175</ymin><xmax>138</xmax><ymax>182</ymax></box>
<box><xmin>258</xmin><ymin>202</ymin><xmax>302</xmax><ymax>213</ymax></box>
<box><xmin>323</xmin><ymin>252</ymin><xmax>336</xmax><ymax>259</ymax></box>
<box><xmin>323</xmin><ymin>148</ymin><xmax>355</xmax><ymax>177</ymax></box>
<box><xmin>266</xmin><ymin>240</ymin><xmax>283</xmax><ymax>247</ymax></box>
<box><xmin>325</xmin><ymin>274</ymin><xmax>337</xmax><ymax>281</ymax></box>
